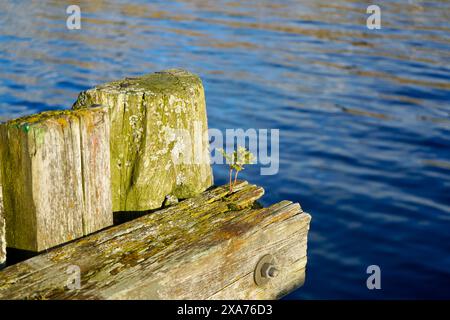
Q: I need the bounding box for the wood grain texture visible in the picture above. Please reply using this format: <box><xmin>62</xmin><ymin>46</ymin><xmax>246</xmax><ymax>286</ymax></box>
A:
<box><xmin>0</xmin><ymin>107</ymin><xmax>113</xmax><ymax>252</ymax></box>
<box><xmin>0</xmin><ymin>181</ymin><xmax>311</xmax><ymax>300</ymax></box>
<box><xmin>73</xmin><ymin>69</ymin><xmax>213</xmax><ymax>212</ymax></box>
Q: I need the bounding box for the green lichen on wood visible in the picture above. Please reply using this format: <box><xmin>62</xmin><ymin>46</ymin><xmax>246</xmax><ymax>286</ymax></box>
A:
<box><xmin>73</xmin><ymin>69</ymin><xmax>213</xmax><ymax>212</ymax></box>
<box><xmin>0</xmin><ymin>181</ymin><xmax>311</xmax><ymax>300</ymax></box>
<box><xmin>0</xmin><ymin>173</ymin><xmax>5</xmax><ymax>265</ymax></box>
<box><xmin>0</xmin><ymin>107</ymin><xmax>113</xmax><ymax>252</ymax></box>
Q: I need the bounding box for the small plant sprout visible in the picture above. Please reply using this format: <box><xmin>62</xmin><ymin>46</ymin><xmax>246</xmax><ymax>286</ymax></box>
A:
<box><xmin>219</xmin><ymin>146</ymin><xmax>255</xmax><ymax>193</ymax></box>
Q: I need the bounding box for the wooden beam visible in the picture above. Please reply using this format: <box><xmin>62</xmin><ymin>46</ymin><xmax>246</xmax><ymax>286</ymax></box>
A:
<box><xmin>0</xmin><ymin>107</ymin><xmax>113</xmax><ymax>252</ymax></box>
<box><xmin>0</xmin><ymin>181</ymin><xmax>311</xmax><ymax>300</ymax></box>
<box><xmin>0</xmin><ymin>178</ymin><xmax>5</xmax><ymax>265</ymax></box>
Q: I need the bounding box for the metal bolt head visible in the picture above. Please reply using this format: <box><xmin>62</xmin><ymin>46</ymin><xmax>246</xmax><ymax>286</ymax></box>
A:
<box><xmin>254</xmin><ymin>254</ymin><xmax>279</xmax><ymax>286</ymax></box>
<box><xmin>267</xmin><ymin>265</ymin><xmax>279</xmax><ymax>278</ymax></box>
<box><xmin>261</xmin><ymin>263</ymin><xmax>279</xmax><ymax>279</ymax></box>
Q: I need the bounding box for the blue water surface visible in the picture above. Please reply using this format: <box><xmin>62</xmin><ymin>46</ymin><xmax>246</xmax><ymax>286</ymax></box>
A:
<box><xmin>0</xmin><ymin>0</ymin><xmax>449</xmax><ymax>299</ymax></box>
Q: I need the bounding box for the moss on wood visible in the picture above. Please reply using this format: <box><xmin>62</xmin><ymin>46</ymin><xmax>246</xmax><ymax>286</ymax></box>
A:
<box><xmin>0</xmin><ymin>181</ymin><xmax>311</xmax><ymax>300</ymax></box>
<box><xmin>0</xmin><ymin>107</ymin><xmax>113</xmax><ymax>252</ymax></box>
<box><xmin>72</xmin><ymin>69</ymin><xmax>213</xmax><ymax>212</ymax></box>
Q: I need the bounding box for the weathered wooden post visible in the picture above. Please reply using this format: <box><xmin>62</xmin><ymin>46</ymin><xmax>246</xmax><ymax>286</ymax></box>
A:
<box><xmin>0</xmin><ymin>107</ymin><xmax>113</xmax><ymax>252</ymax></box>
<box><xmin>73</xmin><ymin>69</ymin><xmax>213</xmax><ymax>212</ymax></box>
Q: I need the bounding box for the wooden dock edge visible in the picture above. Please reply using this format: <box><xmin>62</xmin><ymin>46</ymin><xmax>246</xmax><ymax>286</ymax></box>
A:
<box><xmin>0</xmin><ymin>181</ymin><xmax>311</xmax><ymax>300</ymax></box>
